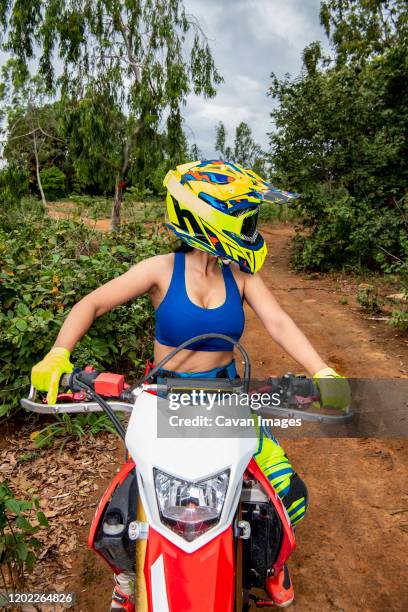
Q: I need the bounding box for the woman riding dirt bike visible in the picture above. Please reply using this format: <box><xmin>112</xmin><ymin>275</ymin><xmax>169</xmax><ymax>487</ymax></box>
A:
<box><xmin>30</xmin><ymin>160</ymin><xmax>350</xmax><ymax>610</ymax></box>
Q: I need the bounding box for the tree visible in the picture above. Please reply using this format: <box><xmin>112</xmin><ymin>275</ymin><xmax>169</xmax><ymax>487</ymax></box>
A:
<box><xmin>1</xmin><ymin>64</ymin><xmax>66</xmax><ymax>207</ymax></box>
<box><xmin>268</xmin><ymin>0</ymin><xmax>408</xmax><ymax>271</ymax></box>
<box><xmin>214</xmin><ymin>121</ymin><xmax>267</xmax><ymax>176</ymax></box>
<box><xmin>320</xmin><ymin>0</ymin><xmax>408</xmax><ymax>64</ymax></box>
<box><xmin>233</xmin><ymin>122</ymin><xmax>263</xmax><ymax>170</ymax></box>
<box><xmin>215</xmin><ymin>121</ymin><xmax>231</xmax><ymax>160</ymax></box>
<box><xmin>0</xmin><ymin>0</ymin><xmax>222</xmax><ymax>228</ymax></box>
<box><xmin>62</xmin><ymin>82</ymin><xmax>128</xmax><ymax>197</ymax></box>
<box><xmin>189</xmin><ymin>143</ymin><xmax>203</xmax><ymax>161</ymax></box>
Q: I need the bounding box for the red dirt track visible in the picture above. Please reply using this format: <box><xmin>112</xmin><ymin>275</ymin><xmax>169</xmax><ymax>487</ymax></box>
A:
<box><xmin>241</xmin><ymin>225</ymin><xmax>408</xmax><ymax>611</ymax></box>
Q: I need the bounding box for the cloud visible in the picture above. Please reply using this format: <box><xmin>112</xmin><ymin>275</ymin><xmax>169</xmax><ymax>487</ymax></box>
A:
<box><xmin>183</xmin><ymin>0</ymin><xmax>328</xmax><ymax>157</ymax></box>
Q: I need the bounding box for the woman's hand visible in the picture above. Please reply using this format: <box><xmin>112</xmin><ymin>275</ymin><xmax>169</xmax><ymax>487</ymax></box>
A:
<box><xmin>313</xmin><ymin>367</ymin><xmax>351</xmax><ymax>411</ymax></box>
<box><xmin>31</xmin><ymin>347</ymin><xmax>74</xmax><ymax>404</ymax></box>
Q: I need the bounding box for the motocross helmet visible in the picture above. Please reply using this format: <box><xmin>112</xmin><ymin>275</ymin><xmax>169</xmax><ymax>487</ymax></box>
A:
<box><xmin>163</xmin><ymin>160</ymin><xmax>299</xmax><ymax>274</ymax></box>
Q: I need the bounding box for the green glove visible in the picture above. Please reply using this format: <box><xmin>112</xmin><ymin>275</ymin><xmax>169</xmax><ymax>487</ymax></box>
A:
<box><xmin>31</xmin><ymin>347</ymin><xmax>74</xmax><ymax>405</ymax></box>
<box><xmin>313</xmin><ymin>367</ymin><xmax>351</xmax><ymax>411</ymax></box>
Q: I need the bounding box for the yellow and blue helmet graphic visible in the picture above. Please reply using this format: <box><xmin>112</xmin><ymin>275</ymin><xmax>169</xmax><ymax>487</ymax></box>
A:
<box><xmin>164</xmin><ymin>160</ymin><xmax>299</xmax><ymax>274</ymax></box>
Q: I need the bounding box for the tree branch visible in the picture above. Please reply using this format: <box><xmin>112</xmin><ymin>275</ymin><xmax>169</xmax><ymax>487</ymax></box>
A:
<box><xmin>377</xmin><ymin>245</ymin><xmax>408</xmax><ymax>268</ymax></box>
<box><xmin>117</xmin><ymin>16</ymin><xmax>142</xmax><ymax>82</ymax></box>
<box><xmin>36</xmin><ymin>125</ymin><xmax>65</xmax><ymax>143</ymax></box>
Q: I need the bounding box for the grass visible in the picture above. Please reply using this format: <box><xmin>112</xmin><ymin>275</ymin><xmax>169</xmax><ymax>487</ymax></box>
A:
<box><xmin>60</xmin><ymin>194</ymin><xmax>165</xmax><ymax>224</ymax></box>
<box><xmin>32</xmin><ymin>412</ymin><xmax>123</xmax><ymax>452</ymax></box>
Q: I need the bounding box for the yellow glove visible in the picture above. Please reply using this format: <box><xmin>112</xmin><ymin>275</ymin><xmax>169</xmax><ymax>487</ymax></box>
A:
<box><xmin>31</xmin><ymin>347</ymin><xmax>74</xmax><ymax>405</ymax></box>
<box><xmin>313</xmin><ymin>367</ymin><xmax>351</xmax><ymax>411</ymax></box>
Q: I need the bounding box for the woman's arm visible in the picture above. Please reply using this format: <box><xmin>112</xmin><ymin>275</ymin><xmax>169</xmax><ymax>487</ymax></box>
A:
<box><xmin>53</xmin><ymin>255</ymin><xmax>163</xmax><ymax>352</ymax></box>
<box><xmin>243</xmin><ymin>272</ymin><xmax>328</xmax><ymax>376</ymax></box>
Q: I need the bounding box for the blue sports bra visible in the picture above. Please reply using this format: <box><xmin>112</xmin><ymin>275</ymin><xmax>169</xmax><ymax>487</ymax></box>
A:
<box><xmin>155</xmin><ymin>252</ymin><xmax>245</xmax><ymax>352</ymax></box>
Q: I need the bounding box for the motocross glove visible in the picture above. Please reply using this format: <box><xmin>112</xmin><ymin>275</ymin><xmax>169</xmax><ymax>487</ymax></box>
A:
<box><xmin>313</xmin><ymin>367</ymin><xmax>351</xmax><ymax>411</ymax></box>
<box><xmin>31</xmin><ymin>347</ymin><xmax>73</xmax><ymax>405</ymax></box>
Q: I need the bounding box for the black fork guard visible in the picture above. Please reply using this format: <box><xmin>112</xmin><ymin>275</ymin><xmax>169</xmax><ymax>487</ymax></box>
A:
<box><xmin>89</xmin><ymin>463</ymin><xmax>138</xmax><ymax>573</ymax></box>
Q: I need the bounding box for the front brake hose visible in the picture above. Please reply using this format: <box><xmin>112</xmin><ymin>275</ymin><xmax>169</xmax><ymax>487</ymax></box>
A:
<box><xmin>73</xmin><ymin>375</ymin><xmax>127</xmax><ymax>441</ymax></box>
<box><xmin>128</xmin><ymin>333</ymin><xmax>251</xmax><ymax>394</ymax></box>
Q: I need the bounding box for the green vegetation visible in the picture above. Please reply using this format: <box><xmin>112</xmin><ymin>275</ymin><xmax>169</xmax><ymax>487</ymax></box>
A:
<box><xmin>0</xmin><ymin>198</ymin><xmax>172</xmax><ymax>419</ymax></box>
<box><xmin>356</xmin><ymin>285</ymin><xmax>382</xmax><ymax>314</ymax></box>
<box><xmin>0</xmin><ymin>0</ymin><xmax>222</xmax><ymax>227</ymax></box>
<box><xmin>39</xmin><ymin>166</ymin><xmax>66</xmax><ymax>201</ymax></box>
<box><xmin>214</xmin><ymin>121</ymin><xmax>268</xmax><ymax>177</ymax></box>
<box><xmin>33</xmin><ymin>412</ymin><xmax>120</xmax><ymax>451</ymax></box>
<box><xmin>269</xmin><ymin>0</ymin><xmax>407</xmax><ymax>329</ymax></box>
<box><xmin>269</xmin><ymin>1</ymin><xmax>407</xmax><ymax>275</ymax></box>
<box><xmin>0</xmin><ymin>480</ymin><xmax>48</xmax><ymax>598</ymax></box>
<box><xmin>67</xmin><ymin>193</ymin><xmax>165</xmax><ymax>223</ymax></box>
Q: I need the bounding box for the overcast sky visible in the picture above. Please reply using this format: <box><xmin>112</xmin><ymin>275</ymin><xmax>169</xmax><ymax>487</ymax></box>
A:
<box><xmin>0</xmin><ymin>1</ymin><xmax>329</xmax><ymax>160</ymax></box>
<box><xmin>183</xmin><ymin>0</ymin><xmax>329</xmax><ymax>157</ymax></box>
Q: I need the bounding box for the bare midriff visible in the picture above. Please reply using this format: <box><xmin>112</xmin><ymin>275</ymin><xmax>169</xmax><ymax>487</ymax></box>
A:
<box><xmin>153</xmin><ymin>339</ymin><xmax>234</xmax><ymax>373</ymax></box>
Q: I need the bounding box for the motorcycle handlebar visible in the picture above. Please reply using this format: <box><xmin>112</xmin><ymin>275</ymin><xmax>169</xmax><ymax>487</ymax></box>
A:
<box><xmin>22</xmin><ymin>334</ymin><xmax>354</xmax><ymax>428</ymax></box>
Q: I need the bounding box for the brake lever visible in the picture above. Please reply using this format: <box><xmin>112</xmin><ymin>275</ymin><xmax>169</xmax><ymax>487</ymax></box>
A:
<box><xmin>42</xmin><ymin>391</ymin><xmax>87</xmax><ymax>403</ymax></box>
<box><xmin>253</xmin><ymin>375</ymin><xmax>354</xmax><ymax>423</ymax></box>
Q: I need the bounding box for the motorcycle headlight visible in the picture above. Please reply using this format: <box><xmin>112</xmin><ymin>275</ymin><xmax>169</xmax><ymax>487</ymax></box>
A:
<box><xmin>153</xmin><ymin>468</ymin><xmax>230</xmax><ymax>542</ymax></box>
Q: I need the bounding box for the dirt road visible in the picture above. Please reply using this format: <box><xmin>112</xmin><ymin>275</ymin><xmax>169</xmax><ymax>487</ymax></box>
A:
<box><xmin>241</xmin><ymin>226</ymin><xmax>408</xmax><ymax>611</ymax></box>
<box><xmin>5</xmin><ymin>223</ymin><xmax>406</xmax><ymax>611</ymax></box>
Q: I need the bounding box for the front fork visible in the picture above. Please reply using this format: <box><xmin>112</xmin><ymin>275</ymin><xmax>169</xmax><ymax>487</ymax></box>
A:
<box><xmin>234</xmin><ymin>501</ymin><xmax>247</xmax><ymax>612</ymax></box>
<box><xmin>135</xmin><ymin>497</ymin><xmax>148</xmax><ymax>611</ymax></box>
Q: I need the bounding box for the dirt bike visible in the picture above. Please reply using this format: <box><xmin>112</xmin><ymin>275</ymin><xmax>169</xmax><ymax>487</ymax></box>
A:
<box><xmin>21</xmin><ymin>334</ymin><xmax>353</xmax><ymax>611</ymax></box>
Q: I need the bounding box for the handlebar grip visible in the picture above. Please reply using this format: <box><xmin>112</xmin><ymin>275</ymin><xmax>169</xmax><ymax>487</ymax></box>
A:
<box><xmin>291</xmin><ymin>377</ymin><xmax>319</xmax><ymax>398</ymax></box>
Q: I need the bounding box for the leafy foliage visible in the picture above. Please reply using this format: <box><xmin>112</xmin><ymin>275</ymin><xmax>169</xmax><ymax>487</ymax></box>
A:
<box><xmin>320</xmin><ymin>0</ymin><xmax>408</xmax><ymax>64</ymax></box>
<box><xmin>356</xmin><ymin>284</ymin><xmax>382</xmax><ymax>314</ymax></box>
<box><xmin>0</xmin><ymin>68</ymin><xmax>69</xmax><ymax>206</ymax></box>
<box><xmin>0</xmin><ymin>480</ymin><xmax>48</xmax><ymax>595</ymax></box>
<box><xmin>269</xmin><ymin>1</ymin><xmax>408</xmax><ymax>275</ymax></box>
<box><xmin>39</xmin><ymin>166</ymin><xmax>66</xmax><ymax>201</ymax></box>
<box><xmin>389</xmin><ymin>294</ymin><xmax>408</xmax><ymax>330</ymax></box>
<box><xmin>33</xmin><ymin>412</ymin><xmax>121</xmax><ymax>451</ymax></box>
<box><xmin>0</xmin><ymin>198</ymin><xmax>172</xmax><ymax>419</ymax></box>
<box><xmin>0</xmin><ymin>0</ymin><xmax>222</xmax><ymax>226</ymax></box>
<box><xmin>0</xmin><ymin>165</ymin><xmax>29</xmax><ymax>204</ymax></box>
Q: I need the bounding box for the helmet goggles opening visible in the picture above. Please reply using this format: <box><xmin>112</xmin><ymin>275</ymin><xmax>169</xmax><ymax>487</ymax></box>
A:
<box><xmin>230</xmin><ymin>207</ymin><xmax>260</xmax><ymax>244</ymax></box>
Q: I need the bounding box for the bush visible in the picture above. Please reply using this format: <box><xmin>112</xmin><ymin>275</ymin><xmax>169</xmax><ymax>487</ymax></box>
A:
<box><xmin>289</xmin><ymin>187</ymin><xmax>408</xmax><ymax>273</ymax></box>
<box><xmin>39</xmin><ymin>166</ymin><xmax>66</xmax><ymax>201</ymax></box>
<box><xmin>0</xmin><ymin>166</ymin><xmax>30</xmax><ymax>205</ymax></box>
<box><xmin>0</xmin><ymin>200</ymin><xmax>172</xmax><ymax>419</ymax></box>
<box><xmin>0</xmin><ymin>480</ymin><xmax>48</xmax><ymax>597</ymax></box>
<box><xmin>356</xmin><ymin>284</ymin><xmax>382</xmax><ymax>314</ymax></box>
<box><xmin>389</xmin><ymin>281</ymin><xmax>408</xmax><ymax>331</ymax></box>
<box><xmin>270</xmin><ymin>44</ymin><xmax>408</xmax><ymax>275</ymax></box>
